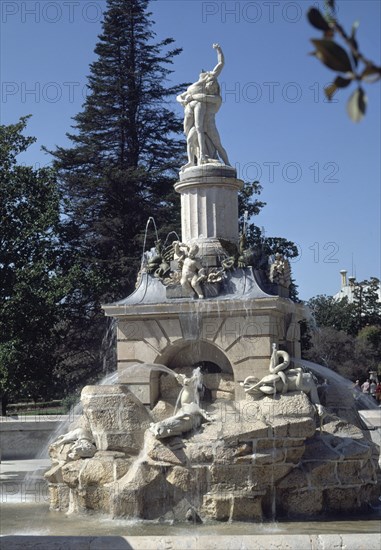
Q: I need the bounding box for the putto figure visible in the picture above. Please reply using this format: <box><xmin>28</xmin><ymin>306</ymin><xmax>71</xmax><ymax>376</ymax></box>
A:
<box><xmin>176</xmin><ymin>44</ymin><xmax>230</xmax><ymax>169</ymax></box>
<box><xmin>269</xmin><ymin>253</ymin><xmax>291</xmax><ymax>288</ymax></box>
<box><xmin>180</xmin><ymin>244</ymin><xmax>207</xmax><ymax>299</ymax></box>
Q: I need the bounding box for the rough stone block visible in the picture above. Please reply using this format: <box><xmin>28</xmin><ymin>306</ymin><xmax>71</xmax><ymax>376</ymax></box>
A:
<box><xmin>185</xmin><ymin>440</ymin><xmax>215</xmax><ymax>464</ymax></box>
<box><xmin>230</xmin><ymin>495</ymin><xmax>263</xmax><ymax>521</ymax></box>
<box><xmin>114</xmin><ymin>458</ymin><xmax>132</xmax><ymax>480</ymax></box>
<box><xmin>337</xmin><ymin>458</ymin><xmax>376</xmax><ymax>485</ymax></box>
<box><xmin>77</xmin><ymin>485</ymin><xmax>112</xmax><ymax>513</ymax></box>
<box><xmin>323</xmin><ymin>419</ymin><xmax>364</xmax><ymax>439</ymax></box>
<box><xmin>252</xmin><ymin>449</ymin><xmax>285</xmax><ymax>465</ymax></box>
<box><xmin>61</xmin><ymin>461</ymin><xmax>81</xmax><ymax>489</ymax></box>
<box><xmin>336</xmin><ymin>460</ymin><xmax>359</xmax><ymax>484</ymax></box>
<box><xmin>252</xmin><ymin>465</ymin><xmax>292</xmax><ymax>489</ymax></box>
<box><xmin>278</xmin><ymin>488</ymin><xmax>323</xmax><ymax>517</ymax></box>
<box><xmin>159</xmin><ymin>373</ymin><xmax>181</xmax><ymax>402</ymax></box>
<box><xmin>302</xmin><ymin>436</ymin><xmax>341</xmax><ymax>461</ymax></box>
<box><xmin>324</xmin><ymin>487</ymin><xmax>365</xmax><ymax>512</ymax></box>
<box><xmin>285</xmin><ymin>446</ymin><xmax>305</xmax><ymax>463</ymax></box>
<box><xmin>264</xmin><ymin>393</ymin><xmax>315</xmax><ymax>419</ymax></box>
<box><xmin>78</xmin><ymin>457</ymin><xmax>114</xmax><ymax>486</ymax></box>
<box><xmin>145</xmin><ymin>431</ymin><xmax>187</xmax><ymax>465</ymax></box>
<box><xmin>81</xmin><ymin>385</ymin><xmax>152</xmax><ymax>454</ymax></box>
<box><xmin>304</xmin><ymin>461</ymin><xmax>338</xmax><ymax>488</ymax></box>
<box><xmin>286</xmin><ymin>417</ymin><xmax>316</xmax><ymax>438</ymax></box>
<box><xmin>210</xmin><ymin>463</ymin><xmax>251</xmax><ymax>491</ymax></box>
<box><xmin>255</xmin><ymin>438</ymin><xmax>284</xmax><ymax>450</ymax></box>
<box><xmin>277</xmin><ymin>467</ymin><xmax>308</xmax><ymax>490</ymax></box>
<box><xmin>213</xmin><ymin>390</ymin><xmax>234</xmax><ymax>400</ymax></box>
<box><xmin>116</xmin><ymin>464</ymin><xmax>174</xmax><ymax>520</ymax></box>
<box><xmin>48</xmin><ymin>484</ymin><xmax>69</xmax><ymax>512</ymax></box>
<box><xmin>151</xmin><ymin>400</ymin><xmax>175</xmax><ymax>422</ymax></box>
<box><xmin>201</xmin><ymin>494</ymin><xmax>231</xmax><ymax>521</ymax></box>
<box><xmin>44</xmin><ymin>463</ymin><xmax>64</xmax><ymax>484</ymax></box>
<box><xmin>270</xmin><ymin>419</ymin><xmax>289</xmax><ymax>437</ymax></box>
<box><xmin>166</xmin><ymin>465</ymin><xmax>208</xmax><ymax>498</ymax></box>
<box><xmin>339</xmin><ymin>439</ymin><xmax>372</xmax><ymax>461</ymax></box>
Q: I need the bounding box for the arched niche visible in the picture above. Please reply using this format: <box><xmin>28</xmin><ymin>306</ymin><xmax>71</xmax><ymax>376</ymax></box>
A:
<box><xmin>150</xmin><ymin>339</ymin><xmax>233</xmax><ymax>407</ymax></box>
<box><xmin>158</xmin><ymin>339</ymin><xmax>233</xmax><ymax>373</ymax></box>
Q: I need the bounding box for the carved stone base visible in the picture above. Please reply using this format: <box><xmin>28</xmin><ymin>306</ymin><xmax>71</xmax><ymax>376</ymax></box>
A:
<box><xmin>166</xmin><ymin>281</ymin><xmax>221</xmax><ymax>300</ymax></box>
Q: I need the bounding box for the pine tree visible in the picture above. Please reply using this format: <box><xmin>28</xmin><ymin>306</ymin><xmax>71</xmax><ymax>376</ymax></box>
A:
<box><xmin>46</xmin><ymin>0</ymin><xmax>186</xmax><ymax>386</ymax></box>
<box><xmin>50</xmin><ymin>0</ymin><xmax>185</xmax><ymax>303</ymax></box>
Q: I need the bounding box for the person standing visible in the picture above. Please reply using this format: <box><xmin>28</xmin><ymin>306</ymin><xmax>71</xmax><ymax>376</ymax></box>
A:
<box><xmin>361</xmin><ymin>379</ymin><xmax>370</xmax><ymax>394</ymax></box>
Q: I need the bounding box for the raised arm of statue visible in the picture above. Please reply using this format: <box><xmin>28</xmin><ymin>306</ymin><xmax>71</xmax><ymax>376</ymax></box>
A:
<box><xmin>211</xmin><ymin>43</ymin><xmax>224</xmax><ymax>78</ymax></box>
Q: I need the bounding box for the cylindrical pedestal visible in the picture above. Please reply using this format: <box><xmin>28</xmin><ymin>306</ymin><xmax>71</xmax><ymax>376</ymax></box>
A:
<box><xmin>174</xmin><ymin>165</ymin><xmax>244</xmax><ymax>247</ymax></box>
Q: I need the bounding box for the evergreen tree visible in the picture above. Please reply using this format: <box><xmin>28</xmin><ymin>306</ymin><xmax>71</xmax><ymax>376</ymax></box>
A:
<box><xmin>49</xmin><ymin>0</ymin><xmax>185</xmax><ymax>303</ymax></box>
<box><xmin>45</xmin><ymin>0</ymin><xmax>186</xmax><ymax>384</ymax></box>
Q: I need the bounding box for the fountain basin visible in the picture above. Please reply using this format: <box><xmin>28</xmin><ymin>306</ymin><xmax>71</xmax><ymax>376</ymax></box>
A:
<box><xmin>44</xmin><ymin>385</ymin><xmax>380</xmax><ymax>522</ymax></box>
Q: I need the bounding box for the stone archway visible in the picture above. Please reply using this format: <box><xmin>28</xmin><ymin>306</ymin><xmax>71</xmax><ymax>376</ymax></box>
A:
<box><xmin>159</xmin><ymin>339</ymin><xmax>233</xmax><ymax>374</ymax></box>
<box><xmin>150</xmin><ymin>339</ymin><xmax>234</xmax><ymax>407</ymax></box>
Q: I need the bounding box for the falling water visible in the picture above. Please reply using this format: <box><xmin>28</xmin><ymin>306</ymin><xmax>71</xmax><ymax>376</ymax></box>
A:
<box><xmin>163</xmin><ymin>230</ymin><xmax>180</xmax><ymax>248</ymax></box>
<box><xmin>100</xmin><ymin>317</ymin><xmax>117</xmax><ymax>376</ymax></box>
<box><xmin>140</xmin><ymin>216</ymin><xmax>159</xmax><ymax>272</ymax></box>
<box><xmin>121</xmin><ymin>362</ymin><xmax>178</xmax><ymax>378</ymax></box>
<box><xmin>296</xmin><ymin>359</ymin><xmax>379</xmax><ymax>410</ymax></box>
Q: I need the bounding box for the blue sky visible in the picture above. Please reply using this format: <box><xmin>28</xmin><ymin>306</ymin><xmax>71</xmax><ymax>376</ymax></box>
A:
<box><xmin>1</xmin><ymin>0</ymin><xmax>380</xmax><ymax>300</ymax></box>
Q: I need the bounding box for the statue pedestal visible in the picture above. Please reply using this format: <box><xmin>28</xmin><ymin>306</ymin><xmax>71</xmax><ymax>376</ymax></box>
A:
<box><xmin>174</xmin><ymin>164</ymin><xmax>243</xmax><ymax>252</ymax></box>
<box><xmin>103</xmin><ymin>270</ymin><xmax>305</xmax><ymax>407</ymax></box>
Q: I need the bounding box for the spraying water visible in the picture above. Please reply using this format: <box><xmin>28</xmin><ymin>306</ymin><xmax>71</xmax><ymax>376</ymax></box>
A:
<box><xmin>140</xmin><ymin>217</ymin><xmax>159</xmax><ymax>272</ymax></box>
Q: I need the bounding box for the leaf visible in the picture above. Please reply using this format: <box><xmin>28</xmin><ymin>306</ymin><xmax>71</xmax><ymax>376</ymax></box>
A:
<box><xmin>311</xmin><ymin>39</ymin><xmax>353</xmax><ymax>73</ymax></box>
<box><xmin>346</xmin><ymin>87</ymin><xmax>367</xmax><ymax>122</ymax></box>
<box><xmin>361</xmin><ymin>64</ymin><xmax>381</xmax><ymax>83</ymax></box>
<box><xmin>307</xmin><ymin>8</ymin><xmax>330</xmax><ymax>31</ymax></box>
<box><xmin>324</xmin><ymin>83</ymin><xmax>337</xmax><ymax>101</ymax></box>
<box><xmin>334</xmin><ymin>76</ymin><xmax>353</xmax><ymax>88</ymax></box>
<box><xmin>324</xmin><ymin>76</ymin><xmax>352</xmax><ymax>101</ymax></box>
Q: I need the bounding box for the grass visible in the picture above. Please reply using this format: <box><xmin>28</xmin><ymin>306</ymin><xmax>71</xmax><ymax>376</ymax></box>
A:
<box><xmin>6</xmin><ymin>400</ymin><xmax>66</xmax><ymax>416</ymax></box>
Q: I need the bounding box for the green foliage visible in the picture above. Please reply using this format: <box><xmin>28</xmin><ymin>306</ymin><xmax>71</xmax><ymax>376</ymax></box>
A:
<box><xmin>49</xmin><ymin>0</ymin><xmax>185</xmax><ymax>302</ymax></box>
<box><xmin>304</xmin><ymin>279</ymin><xmax>381</xmax><ymax>379</ymax></box>
<box><xmin>61</xmin><ymin>392</ymin><xmax>81</xmax><ymax>413</ymax></box>
<box><xmin>352</xmin><ymin>278</ymin><xmax>381</xmax><ymax>328</ymax></box>
<box><xmin>238</xmin><ymin>182</ymin><xmax>299</xmax><ymax>263</ymax></box>
<box><xmin>307</xmin><ymin>294</ymin><xmax>357</xmax><ymax>334</ymax></box>
<box><xmin>356</xmin><ymin>325</ymin><xmax>381</xmax><ymax>373</ymax></box>
<box><xmin>0</xmin><ymin>117</ymin><xmax>64</xmax><ymax>405</ymax></box>
<box><xmin>305</xmin><ymin>326</ymin><xmax>354</xmax><ymax>371</ymax></box>
<box><xmin>307</xmin><ymin>1</ymin><xmax>381</xmax><ymax>121</ymax></box>
<box><xmin>237</xmin><ymin>181</ymin><xmax>300</xmax><ymax>300</ymax></box>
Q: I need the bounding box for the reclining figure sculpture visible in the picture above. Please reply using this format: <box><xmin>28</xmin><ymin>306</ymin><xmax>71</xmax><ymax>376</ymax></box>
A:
<box><xmin>150</xmin><ymin>367</ymin><xmax>212</xmax><ymax>439</ymax></box>
<box><xmin>241</xmin><ymin>344</ymin><xmax>321</xmax><ymax>405</ymax></box>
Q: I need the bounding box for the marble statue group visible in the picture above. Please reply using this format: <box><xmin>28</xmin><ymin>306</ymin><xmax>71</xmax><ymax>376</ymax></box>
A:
<box><xmin>177</xmin><ymin>44</ymin><xmax>230</xmax><ymax>169</ymax></box>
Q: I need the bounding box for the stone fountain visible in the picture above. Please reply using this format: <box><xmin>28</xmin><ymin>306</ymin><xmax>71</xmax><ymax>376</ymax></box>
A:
<box><xmin>45</xmin><ymin>45</ymin><xmax>380</xmax><ymax>523</ymax></box>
